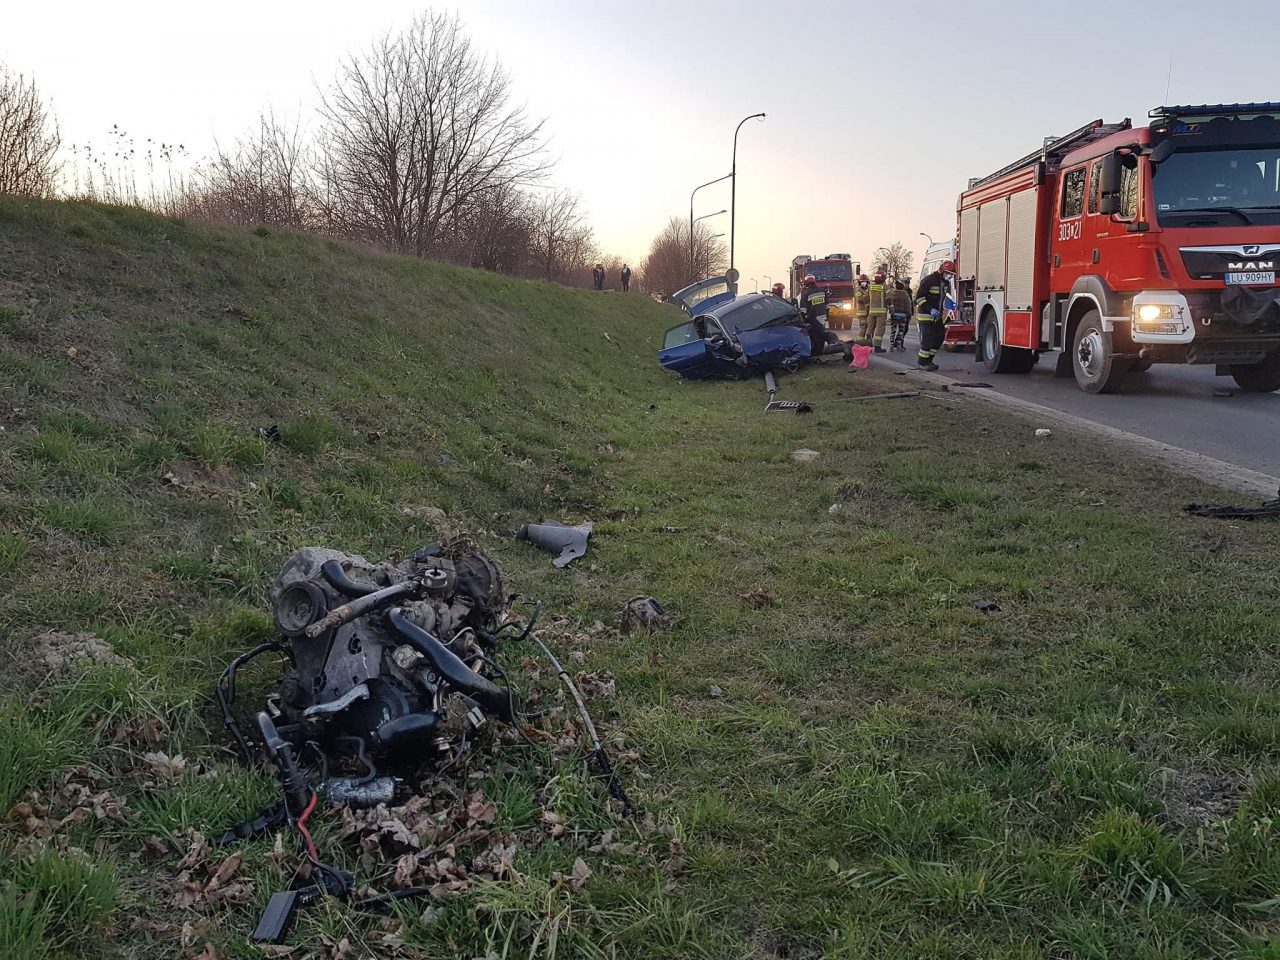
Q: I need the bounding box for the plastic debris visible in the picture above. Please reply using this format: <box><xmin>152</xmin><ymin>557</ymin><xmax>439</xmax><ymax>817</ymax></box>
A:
<box><xmin>973</xmin><ymin>600</ymin><xmax>1001</xmax><ymax>613</ymax></box>
<box><xmin>1035</xmin><ymin>428</ymin><xmax>1052</xmax><ymax>438</ymax></box>
<box><xmin>515</xmin><ymin>521</ymin><xmax>593</xmax><ymax>567</ymax></box>
<box><xmin>791</xmin><ymin>449</ymin><xmax>820</xmax><ymax>463</ymax></box>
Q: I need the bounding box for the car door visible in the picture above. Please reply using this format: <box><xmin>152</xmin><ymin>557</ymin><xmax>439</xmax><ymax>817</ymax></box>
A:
<box><xmin>658</xmin><ymin>320</ymin><xmax>715</xmax><ymax>378</ymax></box>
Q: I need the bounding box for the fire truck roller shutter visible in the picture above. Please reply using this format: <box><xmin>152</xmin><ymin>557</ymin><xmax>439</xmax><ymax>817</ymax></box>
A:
<box><xmin>1004</xmin><ymin>189</ymin><xmax>1039</xmax><ymax>349</ymax></box>
<box><xmin>958</xmin><ymin>207</ymin><xmax>980</xmax><ymax>279</ymax></box>
<box><xmin>977</xmin><ymin>200</ymin><xmax>1008</xmax><ymax>295</ymax></box>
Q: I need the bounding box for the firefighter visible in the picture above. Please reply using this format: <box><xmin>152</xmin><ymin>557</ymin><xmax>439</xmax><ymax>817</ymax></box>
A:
<box><xmin>853</xmin><ymin>274</ymin><xmax>871</xmax><ymax>337</ymax></box>
<box><xmin>798</xmin><ymin>274</ymin><xmax>829</xmax><ymax>357</ymax></box>
<box><xmin>865</xmin><ymin>270</ymin><xmax>889</xmax><ymax>352</ymax></box>
<box><xmin>914</xmin><ymin>259</ymin><xmax>955</xmax><ymax>370</ymax></box>
<box><xmin>771</xmin><ymin>281</ymin><xmax>786</xmax><ymax>300</ymax></box>
<box><xmin>886</xmin><ymin>279</ymin><xmax>912</xmax><ymax>352</ymax></box>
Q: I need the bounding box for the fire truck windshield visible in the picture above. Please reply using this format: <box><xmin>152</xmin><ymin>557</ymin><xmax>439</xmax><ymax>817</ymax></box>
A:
<box><xmin>804</xmin><ymin>261</ymin><xmax>853</xmax><ymax>282</ymax></box>
<box><xmin>1153</xmin><ymin>146</ymin><xmax>1280</xmax><ymax>220</ymax></box>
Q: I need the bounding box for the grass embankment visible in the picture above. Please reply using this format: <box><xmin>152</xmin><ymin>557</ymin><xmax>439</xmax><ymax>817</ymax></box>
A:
<box><xmin>2</xmin><ymin>198</ymin><xmax>1280</xmax><ymax>959</ymax></box>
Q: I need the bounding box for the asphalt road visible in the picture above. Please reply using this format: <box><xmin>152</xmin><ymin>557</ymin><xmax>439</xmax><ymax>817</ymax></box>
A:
<box><xmin>870</xmin><ymin>333</ymin><xmax>1280</xmax><ymax>477</ymax></box>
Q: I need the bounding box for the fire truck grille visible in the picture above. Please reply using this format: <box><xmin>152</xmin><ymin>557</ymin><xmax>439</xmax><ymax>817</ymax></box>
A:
<box><xmin>1181</xmin><ymin>246</ymin><xmax>1280</xmax><ymax>280</ymax></box>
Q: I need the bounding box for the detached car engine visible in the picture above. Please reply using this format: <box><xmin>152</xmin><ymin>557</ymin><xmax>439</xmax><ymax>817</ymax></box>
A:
<box><xmin>217</xmin><ymin>542</ymin><xmax>520</xmax><ymax>797</ymax></box>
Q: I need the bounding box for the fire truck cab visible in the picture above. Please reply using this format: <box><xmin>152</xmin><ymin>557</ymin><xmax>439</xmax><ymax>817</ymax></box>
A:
<box><xmin>957</xmin><ymin>104</ymin><xmax>1280</xmax><ymax>393</ymax></box>
<box><xmin>789</xmin><ymin>253</ymin><xmax>861</xmax><ymax>328</ymax></box>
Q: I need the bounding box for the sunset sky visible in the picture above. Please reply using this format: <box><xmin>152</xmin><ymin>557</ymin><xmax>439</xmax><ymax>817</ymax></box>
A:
<box><xmin>6</xmin><ymin>0</ymin><xmax>1278</xmax><ymax>287</ymax></box>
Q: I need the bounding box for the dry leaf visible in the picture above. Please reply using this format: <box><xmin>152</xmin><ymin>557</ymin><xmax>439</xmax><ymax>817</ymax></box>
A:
<box><xmin>553</xmin><ymin>857</ymin><xmax>592</xmax><ymax>892</ymax></box>
<box><xmin>465</xmin><ymin>793</ymin><xmax>498</xmax><ymax>826</ymax></box>
<box><xmin>542</xmin><ymin>810</ymin><xmax>566</xmax><ymax>838</ymax></box>
<box><xmin>143</xmin><ymin>751</ymin><xmax>188</xmax><ymax>779</ymax></box>
<box><xmin>140</xmin><ymin>835</ymin><xmax>170</xmax><ymax>863</ymax></box>
<box><xmin>205</xmin><ymin>851</ymin><xmax>243</xmax><ymax>893</ymax></box>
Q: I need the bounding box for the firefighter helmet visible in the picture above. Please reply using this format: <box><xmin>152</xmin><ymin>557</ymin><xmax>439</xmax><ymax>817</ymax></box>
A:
<box><xmin>858</xmin><ymin>273</ymin><xmax>869</xmax><ymax>283</ymax></box>
<box><xmin>771</xmin><ymin>282</ymin><xmax>785</xmax><ymax>296</ymax></box>
<box><xmin>802</xmin><ymin>274</ymin><xmax>816</xmax><ymax>286</ymax></box>
<box><xmin>874</xmin><ymin>271</ymin><xmax>886</xmax><ymax>283</ymax></box>
<box><xmin>941</xmin><ymin>259</ymin><xmax>956</xmax><ymax>274</ymax></box>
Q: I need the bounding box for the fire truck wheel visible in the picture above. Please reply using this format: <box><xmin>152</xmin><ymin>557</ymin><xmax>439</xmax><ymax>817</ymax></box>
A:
<box><xmin>980</xmin><ymin>318</ymin><xmax>1035</xmax><ymax>374</ymax></box>
<box><xmin>1229</xmin><ymin>351</ymin><xmax>1280</xmax><ymax>393</ymax></box>
<box><xmin>1072</xmin><ymin>311</ymin><xmax>1130</xmax><ymax>394</ymax></box>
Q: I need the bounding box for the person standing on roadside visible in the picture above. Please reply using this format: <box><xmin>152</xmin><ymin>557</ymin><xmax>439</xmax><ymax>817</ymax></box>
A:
<box><xmin>865</xmin><ymin>270</ymin><xmax>889</xmax><ymax>352</ymax></box>
<box><xmin>886</xmin><ymin>279</ymin><xmax>912</xmax><ymax>352</ymax></box>
<box><xmin>592</xmin><ymin>263</ymin><xmax>605</xmax><ymax>290</ymax></box>
<box><xmin>853</xmin><ymin>273</ymin><xmax>871</xmax><ymax>338</ymax></box>
<box><xmin>914</xmin><ymin>259</ymin><xmax>955</xmax><ymax>371</ymax></box>
<box><xmin>620</xmin><ymin>263</ymin><xmax>631</xmax><ymax>292</ymax></box>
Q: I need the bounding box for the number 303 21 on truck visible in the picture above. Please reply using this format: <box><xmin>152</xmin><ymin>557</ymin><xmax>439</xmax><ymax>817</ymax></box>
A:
<box><xmin>952</xmin><ymin>102</ymin><xmax>1280</xmax><ymax>393</ymax></box>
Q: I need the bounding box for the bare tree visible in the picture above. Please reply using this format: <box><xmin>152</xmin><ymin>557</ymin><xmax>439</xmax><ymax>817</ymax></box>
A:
<box><xmin>178</xmin><ymin>113</ymin><xmax>315</xmax><ymax>229</ymax></box>
<box><xmin>0</xmin><ymin>66</ymin><xmax>61</xmax><ymax>197</ymax></box>
<box><xmin>456</xmin><ymin>181</ymin><xmax>531</xmax><ymax>273</ymax></box>
<box><xmin>872</xmin><ymin>241</ymin><xmax>915</xmax><ymax>279</ymax></box>
<box><xmin>639</xmin><ymin>216</ymin><xmax>726</xmax><ymax>297</ymax></box>
<box><xmin>525</xmin><ymin>188</ymin><xmax>595</xmax><ymax>283</ymax></box>
<box><xmin>316</xmin><ymin>11</ymin><xmax>547</xmax><ymax>256</ymax></box>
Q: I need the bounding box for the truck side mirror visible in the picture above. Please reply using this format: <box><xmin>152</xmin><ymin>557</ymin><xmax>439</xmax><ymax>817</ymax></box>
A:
<box><xmin>1098</xmin><ymin>154</ymin><xmax>1123</xmax><ymax>216</ymax></box>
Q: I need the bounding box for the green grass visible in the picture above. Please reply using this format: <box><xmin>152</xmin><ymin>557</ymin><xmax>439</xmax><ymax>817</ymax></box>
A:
<box><xmin>2</xmin><ymin>196</ymin><xmax>1280</xmax><ymax>958</ymax></box>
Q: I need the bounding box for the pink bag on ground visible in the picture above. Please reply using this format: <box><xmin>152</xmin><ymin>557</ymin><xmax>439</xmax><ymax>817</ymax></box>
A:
<box><xmin>849</xmin><ymin>343</ymin><xmax>873</xmax><ymax>370</ymax></box>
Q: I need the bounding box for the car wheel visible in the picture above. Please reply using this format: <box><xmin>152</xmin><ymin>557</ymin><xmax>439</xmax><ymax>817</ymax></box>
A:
<box><xmin>982</xmin><ymin>318</ymin><xmax>1036</xmax><ymax>374</ymax></box>
<box><xmin>1230</xmin><ymin>351</ymin><xmax>1280</xmax><ymax>393</ymax></box>
<box><xmin>1072</xmin><ymin>311</ymin><xmax>1130</xmax><ymax>393</ymax></box>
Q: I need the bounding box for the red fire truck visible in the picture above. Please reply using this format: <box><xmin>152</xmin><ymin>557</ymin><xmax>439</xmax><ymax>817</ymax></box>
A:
<box><xmin>955</xmin><ymin>103</ymin><xmax>1280</xmax><ymax>393</ymax></box>
<box><xmin>789</xmin><ymin>253</ymin><xmax>861</xmax><ymax>329</ymax></box>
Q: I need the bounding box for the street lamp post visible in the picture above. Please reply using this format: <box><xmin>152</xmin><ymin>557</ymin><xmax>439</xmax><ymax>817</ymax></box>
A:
<box><xmin>689</xmin><ymin>209</ymin><xmax>726</xmax><ymax>283</ymax></box>
<box><xmin>750</xmin><ymin>277</ymin><xmax>758</xmax><ymax>291</ymax></box>
<box><xmin>730</xmin><ymin>113</ymin><xmax>766</xmax><ymax>278</ymax></box>
<box><xmin>919</xmin><ymin>231</ymin><xmax>934</xmax><ymax>246</ymax></box>
<box><xmin>690</xmin><ymin>175</ymin><xmax>732</xmax><ymax>283</ymax></box>
<box><xmin>764</xmin><ymin>274</ymin><xmax>772</xmax><ymax>290</ymax></box>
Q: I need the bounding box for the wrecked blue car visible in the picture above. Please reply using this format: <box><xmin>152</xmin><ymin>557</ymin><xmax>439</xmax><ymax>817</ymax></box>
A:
<box><xmin>658</xmin><ymin>293</ymin><xmax>815</xmax><ymax>380</ymax></box>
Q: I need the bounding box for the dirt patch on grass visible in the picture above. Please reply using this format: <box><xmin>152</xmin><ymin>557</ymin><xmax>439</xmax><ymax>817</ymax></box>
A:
<box><xmin>33</xmin><ymin>631</ymin><xmax>132</xmax><ymax>676</ymax></box>
<box><xmin>1160</xmin><ymin>768</ymin><xmax>1248</xmax><ymax>829</ymax></box>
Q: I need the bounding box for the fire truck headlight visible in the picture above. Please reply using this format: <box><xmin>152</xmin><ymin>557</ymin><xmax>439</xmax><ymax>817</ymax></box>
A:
<box><xmin>1131</xmin><ymin>292</ymin><xmax>1192</xmax><ymax>342</ymax></box>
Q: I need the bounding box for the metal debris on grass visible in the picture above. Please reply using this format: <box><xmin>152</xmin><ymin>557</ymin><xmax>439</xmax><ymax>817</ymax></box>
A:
<box><xmin>1186</xmin><ymin>489</ymin><xmax>1280</xmax><ymax>520</ymax></box>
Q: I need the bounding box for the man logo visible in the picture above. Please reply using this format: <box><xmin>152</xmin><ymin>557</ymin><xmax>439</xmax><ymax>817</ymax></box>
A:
<box><xmin>1228</xmin><ymin>261</ymin><xmax>1274</xmax><ymax>270</ymax></box>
